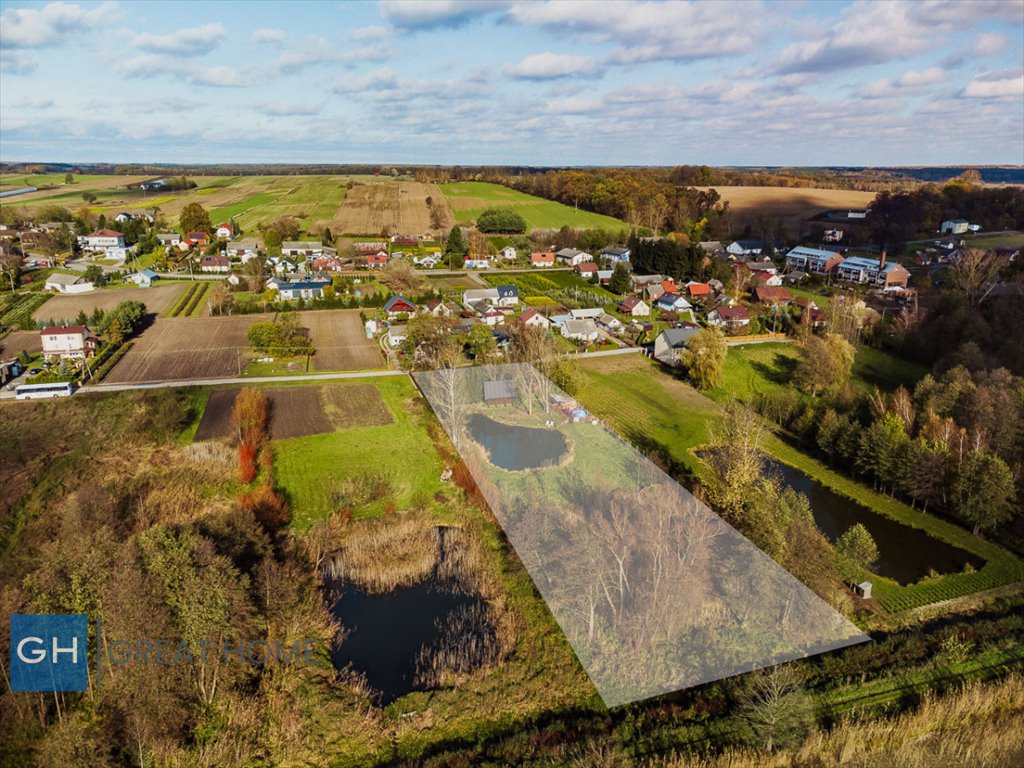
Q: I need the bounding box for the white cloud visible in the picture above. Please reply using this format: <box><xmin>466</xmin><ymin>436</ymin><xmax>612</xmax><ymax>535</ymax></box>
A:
<box><xmin>189</xmin><ymin>66</ymin><xmax>253</xmax><ymax>88</ymax></box>
<box><xmin>331</xmin><ymin>67</ymin><xmax>399</xmax><ymax>94</ymax></box>
<box><xmin>960</xmin><ymin>69</ymin><xmax>1024</xmax><ymax>99</ymax></box>
<box><xmin>506</xmin><ymin>0</ymin><xmax>765</xmax><ymax>64</ymax></box>
<box><xmin>972</xmin><ymin>33</ymin><xmax>1009</xmax><ymax>57</ymax></box>
<box><xmin>380</xmin><ymin>1</ymin><xmax>505</xmax><ymax>29</ymax></box>
<box><xmin>0</xmin><ymin>0</ymin><xmax>117</xmax><ymax>48</ymax></box>
<box><xmin>506</xmin><ymin>52</ymin><xmax>599</xmax><ymax>80</ymax></box>
<box><xmin>0</xmin><ymin>50</ymin><xmax>37</xmax><ymax>73</ymax></box>
<box><xmin>252</xmin><ymin>27</ymin><xmax>286</xmax><ymax>45</ymax></box>
<box><xmin>257</xmin><ymin>101</ymin><xmax>322</xmax><ymax>116</ymax></box>
<box><xmin>135</xmin><ymin>23</ymin><xmax>227</xmax><ymax>55</ymax></box>
<box><xmin>349</xmin><ymin>25</ymin><xmax>390</xmax><ymax>42</ymax></box>
<box><xmin>858</xmin><ymin>67</ymin><xmax>946</xmax><ymax>98</ymax></box>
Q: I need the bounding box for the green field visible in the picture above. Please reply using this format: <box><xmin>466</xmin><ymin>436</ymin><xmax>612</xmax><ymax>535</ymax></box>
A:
<box><xmin>208</xmin><ymin>191</ymin><xmax>278</xmax><ymax>224</ymax></box>
<box><xmin>441</xmin><ymin>181</ymin><xmax>627</xmax><ymax>231</ymax></box>
<box><xmin>965</xmin><ymin>230</ymin><xmax>1024</xmax><ymax>249</ymax></box>
<box><xmin>480</xmin><ymin>270</ymin><xmax>618</xmax><ymax>303</ymax></box>
<box><xmin>576</xmin><ymin>353</ymin><xmax>1022</xmax><ymax>612</ymax></box>
<box><xmin>272</xmin><ymin>376</ymin><xmax>444</xmax><ymax>530</ymax></box>
<box><xmin>0</xmin><ymin>173</ymin><xmax>110</xmax><ymax>188</ymax></box>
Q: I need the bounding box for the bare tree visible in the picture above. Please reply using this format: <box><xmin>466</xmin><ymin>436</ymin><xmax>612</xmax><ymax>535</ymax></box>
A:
<box><xmin>741</xmin><ymin>664</ymin><xmax>812</xmax><ymax>752</ymax></box>
<box><xmin>952</xmin><ymin>248</ymin><xmax>1008</xmax><ymax>308</ymax></box>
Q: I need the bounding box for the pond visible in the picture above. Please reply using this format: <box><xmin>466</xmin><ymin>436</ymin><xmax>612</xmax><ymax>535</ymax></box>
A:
<box><xmin>772</xmin><ymin>462</ymin><xmax>984</xmax><ymax>585</ymax></box>
<box><xmin>324</xmin><ymin>527</ymin><xmax>495</xmax><ymax>705</ymax></box>
<box><xmin>468</xmin><ymin>412</ymin><xmax>569</xmax><ymax>471</ymax></box>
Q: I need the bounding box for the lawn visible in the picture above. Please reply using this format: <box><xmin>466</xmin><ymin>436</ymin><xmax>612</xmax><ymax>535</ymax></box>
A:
<box><xmin>441</xmin><ymin>181</ymin><xmax>627</xmax><ymax>231</ymax></box>
<box><xmin>576</xmin><ymin>354</ymin><xmax>1023</xmax><ymax>612</ymax></box>
<box><xmin>272</xmin><ymin>376</ymin><xmax>445</xmax><ymax>530</ymax></box>
<box><xmin>963</xmin><ymin>230</ymin><xmax>1024</xmax><ymax>249</ymax></box>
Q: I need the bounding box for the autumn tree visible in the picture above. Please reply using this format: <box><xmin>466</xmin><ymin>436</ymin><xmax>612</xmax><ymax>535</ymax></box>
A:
<box><xmin>378</xmin><ymin>260</ymin><xmax>427</xmax><ymax>295</ymax></box>
<box><xmin>178</xmin><ymin>202</ymin><xmax>211</xmax><ymax>234</ymax></box>
<box><xmin>680</xmin><ymin>327</ymin><xmax>727</xmax><ymax>390</ymax></box>
<box><xmin>467</xmin><ymin>322</ymin><xmax>498</xmax><ymax>364</ymax></box>
<box><xmin>705</xmin><ymin>403</ymin><xmax>767</xmax><ymax>526</ymax></box>
<box><xmin>796</xmin><ymin>333</ymin><xmax>854</xmax><ymax>396</ymax></box>
<box><xmin>741</xmin><ymin>665</ymin><xmax>812</xmax><ymax>753</ymax></box>
<box><xmin>950</xmin><ymin>248</ymin><xmax>1008</xmax><ymax>308</ymax></box>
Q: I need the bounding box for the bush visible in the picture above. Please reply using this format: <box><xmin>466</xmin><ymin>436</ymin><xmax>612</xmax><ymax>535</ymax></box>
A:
<box><xmin>476</xmin><ymin>208</ymin><xmax>527</xmax><ymax>234</ymax></box>
<box><xmin>238</xmin><ymin>443</ymin><xmax>258</xmax><ymax>484</ymax></box>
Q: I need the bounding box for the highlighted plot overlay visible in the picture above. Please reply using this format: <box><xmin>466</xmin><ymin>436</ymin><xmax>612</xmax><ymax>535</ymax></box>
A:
<box><xmin>414</xmin><ymin>364</ymin><xmax>867</xmax><ymax>707</ymax></box>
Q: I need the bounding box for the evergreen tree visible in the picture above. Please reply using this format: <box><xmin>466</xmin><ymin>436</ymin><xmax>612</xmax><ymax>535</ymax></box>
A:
<box><xmin>445</xmin><ymin>225</ymin><xmax>468</xmax><ymax>258</ymax></box>
<box><xmin>952</xmin><ymin>452</ymin><xmax>1016</xmax><ymax>534</ymax></box>
<box><xmin>608</xmin><ymin>262</ymin><xmax>631</xmax><ymax>294</ymax></box>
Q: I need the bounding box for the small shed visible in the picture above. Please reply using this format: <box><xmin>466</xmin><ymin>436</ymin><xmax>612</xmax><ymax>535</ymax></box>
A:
<box><xmin>854</xmin><ymin>581</ymin><xmax>873</xmax><ymax>599</ymax></box>
<box><xmin>483</xmin><ymin>379</ymin><xmax>517</xmax><ymax>406</ymax></box>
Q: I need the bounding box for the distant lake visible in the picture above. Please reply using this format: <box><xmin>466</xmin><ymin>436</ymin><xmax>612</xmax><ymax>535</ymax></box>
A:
<box><xmin>468</xmin><ymin>413</ymin><xmax>568</xmax><ymax>470</ymax></box>
<box><xmin>772</xmin><ymin>462</ymin><xmax>984</xmax><ymax>585</ymax></box>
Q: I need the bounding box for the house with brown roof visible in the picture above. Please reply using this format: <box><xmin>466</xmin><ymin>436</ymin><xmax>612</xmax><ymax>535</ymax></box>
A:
<box><xmin>531</xmin><ymin>251</ymin><xmax>555</xmax><ymax>267</ymax></box>
<box><xmin>753</xmin><ymin>286</ymin><xmax>794</xmax><ymax>305</ymax></box>
<box><xmin>618</xmin><ymin>295</ymin><xmax>650</xmax><ymax>317</ymax></box>
<box><xmin>708</xmin><ymin>306</ymin><xmax>751</xmax><ymax>328</ymax></box>
<box><xmin>40</xmin><ymin>325</ymin><xmax>98</xmax><ymax>360</ymax></box>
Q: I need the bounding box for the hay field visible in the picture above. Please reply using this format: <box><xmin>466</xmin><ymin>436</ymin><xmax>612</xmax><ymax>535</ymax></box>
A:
<box><xmin>329</xmin><ymin>181</ymin><xmax>451</xmax><ymax>234</ymax></box>
<box><xmin>32</xmin><ymin>284</ymin><xmax>188</xmax><ymax>321</ymax></box>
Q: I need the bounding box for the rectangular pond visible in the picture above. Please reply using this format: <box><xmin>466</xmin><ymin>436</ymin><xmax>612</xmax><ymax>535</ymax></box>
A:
<box><xmin>772</xmin><ymin>461</ymin><xmax>984</xmax><ymax>585</ymax></box>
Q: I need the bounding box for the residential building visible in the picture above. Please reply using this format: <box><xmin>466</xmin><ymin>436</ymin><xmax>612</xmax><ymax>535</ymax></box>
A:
<box><xmin>576</xmin><ymin>261</ymin><xmax>598</xmax><ymax>279</ymax></box>
<box><xmin>185</xmin><ymin>231</ymin><xmax>209</xmax><ymax>246</ymax></box>
<box><xmin>200</xmin><ymin>254</ymin><xmax>230</xmax><ymax>273</ymax></box>
<box><xmin>618</xmin><ymin>296</ymin><xmax>650</xmax><ymax>317</ymax></box>
<box><xmin>44</xmin><ymin>273</ymin><xmax>92</xmax><ymax>293</ymax></box>
<box><xmin>367</xmin><ymin>252</ymin><xmax>388</xmax><ymax>269</ymax></box>
<box><xmin>708</xmin><ymin>306</ymin><xmax>751</xmax><ymax>328</ymax></box>
<box><xmin>464</xmin><ymin>259</ymin><xmax>490</xmax><ymax>269</ymax></box>
<box><xmin>157</xmin><ymin>232</ymin><xmax>182</xmax><ymax>247</ymax></box>
<box><xmin>384</xmin><ymin>294</ymin><xmax>417</xmax><ymax>318</ymax></box>
<box><xmin>530</xmin><ymin>251</ymin><xmax>555</xmax><ymax>267</ymax></box>
<box><xmin>727</xmin><ymin>240</ymin><xmax>765</xmax><ymax>257</ymax></box>
<box><xmin>823</xmin><ymin>228</ymin><xmax>843</xmax><ymax>242</ymax></box>
<box><xmin>80</xmin><ymin>228</ymin><xmax>125</xmax><ymax>251</ymax></box>
<box><xmin>785</xmin><ymin>246</ymin><xmax>843</xmax><ymax>275</ymax></box>
<box><xmin>569</xmin><ymin>308</ymin><xmax>604</xmax><ymax>320</ymax></box>
<box><xmin>422</xmin><ymin>299</ymin><xmax>454</xmax><ymax>318</ymax></box>
<box><xmin>685</xmin><ymin>281</ymin><xmax>712</xmax><ymax>300</ymax></box>
<box><xmin>498</xmin><ymin>246</ymin><xmax>517</xmax><ymax>261</ymax></box>
<box><xmin>355</xmin><ymin>241</ymin><xmax>388</xmax><ymax>254</ymax></box>
<box><xmin>699</xmin><ymin>241</ymin><xmax>725</xmax><ymax>257</ymax></box>
<box><xmin>282</xmin><ymin>241</ymin><xmax>326</xmax><ymax>258</ymax></box>
<box><xmin>273</xmin><ymin>279</ymin><xmax>330</xmax><ymax>300</ymax></box>
<box><xmin>653</xmin><ymin>325</ymin><xmax>702</xmax><ymax>366</ymax></box>
<box><xmin>463</xmin><ymin>287</ymin><xmax>500</xmax><ymax>306</ymax></box>
<box><xmin>597</xmin><ymin>313</ymin><xmax>622</xmax><ymax>332</ymax></box>
<box><xmin>495</xmin><ymin>285</ymin><xmax>519</xmax><ymax>306</ymax></box>
<box><xmin>124</xmin><ymin>269</ymin><xmax>159</xmax><ymax>288</ymax></box>
<box><xmin>599</xmin><ymin>246</ymin><xmax>630</xmax><ymax>262</ymax></box>
<box><xmin>941</xmin><ymin>219</ymin><xmax>969</xmax><ymax>235</ymax></box>
<box><xmin>215</xmin><ymin>223</ymin><xmax>234</xmax><ymax>240</ymax></box>
<box><xmin>40</xmin><ymin>325</ymin><xmax>98</xmax><ymax>360</ymax></box>
<box><xmin>835</xmin><ymin>255</ymin><xmax>909</xmax><ymax>288</ymax></box>
<box><xmin>752</xmin><ymin>286</ymin><xmax>794</xmax><ymax>305</ymax></box>
<box><xmin>560</xmin><ymin>318</ymin><xmax>600</xmax><ymax>342</ymax></box>
<box><xmin>654</xmin><ymin>292</ymin><xmax>692</xmax><ymax>312</ymax></box>
<box><xmin>517</xmin><ymin>308</ymin><xmax>551</xmax><ymax>329</ymax></box>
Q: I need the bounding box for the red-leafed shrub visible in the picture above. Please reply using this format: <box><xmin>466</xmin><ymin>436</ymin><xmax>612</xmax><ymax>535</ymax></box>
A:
<box><xmin>238</xmin><ymin>442</ymin><xmax>257</xmax><ymax>484</ymax></box>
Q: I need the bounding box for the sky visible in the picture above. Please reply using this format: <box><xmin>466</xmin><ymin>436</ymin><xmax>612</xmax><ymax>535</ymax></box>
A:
<box><xmin>0</xmin><ymin>0</ymin><xmax>1022</xmax><ymax>166</ymax></box>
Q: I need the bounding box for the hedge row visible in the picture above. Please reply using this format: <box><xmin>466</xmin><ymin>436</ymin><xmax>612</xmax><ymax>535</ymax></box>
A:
<box><xmin>166</xmin><ymin>283</ymin><xmax>200</xmax><ymax>317</ymax></box>
<box><xmin>90</xmin><ymin>342</ymin><xmax>134</xmax><ymax>382</ymax></box>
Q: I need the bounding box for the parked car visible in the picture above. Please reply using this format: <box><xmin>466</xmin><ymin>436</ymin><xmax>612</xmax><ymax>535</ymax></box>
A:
<box><xmin>28</xmin><ymin>367</ymin><xmax>41</xmax><ymax>375</ymax></box>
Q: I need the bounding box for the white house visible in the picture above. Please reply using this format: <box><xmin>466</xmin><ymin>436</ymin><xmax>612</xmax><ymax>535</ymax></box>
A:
<box><xmin>215</xmin><ymin>223</ymin><xmax>235</xmax><ymax>240</ymax></box>
<box><xmin>653</xmin><ymin>292</ymin><xmax>692</xmax><ymax>312</ymax></box>
<box><xmin>40</xmin><ymin>325</ymin><xmax>98</xmax><ymax>360</ymax></box>
<box><xmin>518</xmin><ymin>308</ymin><xmax>551</xmax><ymax>329</ymax></box>
<box><xmin>157</xmin><ymin>233</ymin><xmax>182</xmax><ymax>247</ymax></box>
<box><xmin>495</xmin><ymin>285</ymin><xmax>519</xmax><ymax>307</ymax></box>
<box><xmin>653</xmin><ymin>326</ymin><xmax>702</xmax><ymax>366</ymax></box>
<box><xmin>618</xmin><ymin>296</ymin><xmax>650</xmax><ymax>317</ymax></box>
<box><xmin>275</xmin><ymin>279</ymin><xmax>329</xmax><ymax>300</ymax></box>
<box><xmin>530</xmin><ymin>251</ymin><xmax>555</xmax><ymax>267</ymax></box>
<box><xmin>79</xmin><ymin>228</ymin><xmax>128</xmax><ymax>259</ymax></box>
<box><xmin>708</xmin><ymin>306</ymin><xmax>751</xmax><ymax>328</ymax></box>
<box><xmin>941</xmin><ymin>219</ymin><xmax>969</xmax><ymax>235</ymax></box>
<box><xmin>499</xmin><ymin>246</ymin><xmax>517</xmax><ymax>261</ymax></box>
<box><xmin>726</xmin><ymin>240</ymin><xmax>764</xmax><ymax>257</ymax></box>
<box><xmin>599</xmin><ymin>246</ymin><xmax>630</xmax><ymax>262</ymax></box>
<box><xmin>464</xmin><ymin>259</ymin><xmax>490</xmax><ymax>269</ymax></box>
<box><xmin>200</xmin><ymin>254</ymin><xmax>230</xmax><ymax>273</ymax></box>
<box><xmin>463</xmin><ymin>287</ymin><xmax>500</xmax><ymax>306</ymax></box>
<box><xmin>281</xmin><ymin>241</ymin><xmax>324</xmax><ymax>258</ymax></box>
<box><xmin>786</xmin><ymin>246</ymin><xmax>843</xmax><ymax>275</ymax></box>
<box><xmin>570</xmin><ymin>308</ymin><xmax>604</xmax><ymax>320</ymax></box>
<box><xmin>560</xmin><ymin>318</ymin><xmax>600</xmax><ymax>342</ymax></box>
<box><xmin>597</xmin><ymin>313</ymin><xmax>622</xmax><ymax>332</ymax></box>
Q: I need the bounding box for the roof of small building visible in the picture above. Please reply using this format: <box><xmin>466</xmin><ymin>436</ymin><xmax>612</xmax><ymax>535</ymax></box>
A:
<box><xmin>384</xmin><ymin>294</ymin><xmax>416</xmax><ymax>312</ymax></box>
<box><xmin>483</xmin><ymin>379</ymin><xmax>517</xmax><ymax>401</ymax></box>
<box><xmin>45</xmin><ymin>272</ymin><xmax>82</xmax><ymax>285</ymax></box>
<box><xmin>787</xmin><ymin>245</ymin><xmax>839</xmax><ymax>259</ymax></box>
<box><xmin>753</xmin><ymin>286</ymin><xmax>793</xmax><ymax>302</ymax></box>
<box><xmin>87</xmin><ymin>228</ymin><xmax>123</xmax><ymax>238</ymax></box>
<box><xmin>659</xmin><ymin>325</ymin><xmax>701</xmax><ymax>348</ymax></box>
<box><xmin>600</xmin><ymin>246</ymin><xmax>629</xmax><ymax>255</ymax></box>
<box><xmin>714</xmin><ymin>306</ymin><xmax>751</xmax><ymax>320</ymax></box>
<box><xmin>40</xmin><ymin>324</ymin><xmax>88</xmax><ymax>335</ymax></box>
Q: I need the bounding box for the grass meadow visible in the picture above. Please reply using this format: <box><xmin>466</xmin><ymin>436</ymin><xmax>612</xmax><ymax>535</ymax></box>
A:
<box><xmin>441</xmin><ymin>180</ymin><xmax>628</xmax><ymax>231</ymax></box>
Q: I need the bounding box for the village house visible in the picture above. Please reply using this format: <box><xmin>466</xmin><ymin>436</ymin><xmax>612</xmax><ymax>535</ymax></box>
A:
<box><xmin>186</xmin><ymin>231</ymin><xmax>209</xmax><ymax>246</ymax></box>
<box><xmin>575</xmin><ymin>261</ymin><xmax>598</xmax><ymax>279</ymax></box>
<box><xmin>569</xmin><ymin>308</ymin><xmax>604</xmax><ymax>321</ymax></box>
<box><xmin>530</xmin><ymin>251</ymin><xmax>555</xmax><ymax>267</ymax></box>
<box><xmin>157</xmin><ymin>232</ymin><xmax>182</xmax><ymax>247</ymax></box>
<box><xmin>40</xmin><ymin>325</ymin><xmax>98</xmax><ymax>360</ymax></box>
<box><xmin>596</xmin><ymin>269</ymin><xmax>613</xmax><ymax>285</ymax></box>
<box><xmin>463</xmin><ymin>288</ymin><xmax>500</xmax><ymax>307</ymax></box>
<box><xmin>555</xmin><ymin>248</ymin><xmax>592</xmax><ymax>266</ymax></box>
<box><xmin>618</xmin><ymin>295</ymin><xmax>650</xmax><ymax>317</ymax></box>
<box><xmin>560</xmin><ymin>318</ymin><xmax>600</xmax><ymax>342</ymax></box>
<box><xmin>653</xmin><ymin>292</ymin><xmax>692</xmax><ymax>312</ymax></box>
<box><xmin>391</xmin><ymin>234</ymin><xmax>419</xmax><ymax>247</ymax></box>
<box><xmin>200</xmin><ymin>254</ymin><xmax>230</xmax><ymax>273</ymax></box>
<box><xmin>227</xmin><ymin>238</ymin><xmax>262</xmax><ymax>262</ymax></box>
<box><xmin>215</xmin><ymin>223</ymin><xmax>235</xmax><ymax>240</ymax></box>
<box><xmin>495</xmin><ymin>285</ymin><xmax>519</xmax><ymax>307</ymax></box>
<box><xmin>413</xmin><ymin>254</ymin><xmax>439</xmax><ymax>268</ymax></box>
<box><xmin>753</xmin><ymin>285</ymin><xmax>794</xmax><ymax>305</ymax></box>
<box><xmin>653</xmin><ymin>325</ymin><xmax>702</xmax><ymax>367</ymax></box>
<box><xmin>726</xmin><ymin>240</ymin><xmax>765</xmax><ymax>258</ymax></box>
<box><xmin>517</xmin><ymin>308</ymin><xmax>551</xmax><ymax>329</ymax></box>
<box><xmin>422</xmin><ymin>299</ymin><xmax>454</xmax><ymax>318</ymax></box>
<box><xmin>464</xmin><ymin>258</ymin><xmax>491</xmax><ymax>269</ymax></box>
<box><xmin>270</xmin><ymin>278</ymin><xmax>330</xmax><ymax>300</ymax></box>
<box><xmin>383</xmin><ymin>294</ymin><xmax>417</xmax><ymax>318</ymax></box>
<box><xmin>631</xmin><ymin>273</ymin><xmax>664</xmax><ymax>292</ymax></box>
<box><xmin>785</xmin><ymin>246</ymin><xmax>844</xmax><ymax>275</ymax></box>
<box><xmin>597</xmin><ymin>313</ymin><xmax>622</xmax><ymax>333</ymax></box>
<box><xmin>685</xmin><ymin>281</ymin><xmax>712</xmax><ymax>300</ymax></box>
<box><xmin>387</xmin><ymin>324</ymin><xmax>408</xmax><ymax>347</ymax></box>
<box><xmin>699</xmin><ymin>241</ymin><xmax>726</xmax><ymax>257</ymax></box>
<box><xmin>708</xmin><ymin>305</ymin><xmax>751</xmax><ymax>328</ymax></box>
<box><xmin>823</xmin><ymin>228</ymin><xmax>843</xmax><ymax>242</ymax></box>
<box><xmin>498</xmin><ymin>246</ymin><xmax>517</xmax><ymax>261</ymax></box>
<box><xmin>940</xmin><ymin>219</ymin><xmax>969</xmax><ymax>235</ymax></box>
<box><xmin>366</xmin><ymin>252</ymin><xmax>388</xmax><ymax>269</ymax></box>
<box><xmin>227</xmin><ymin>273</ymin><xmax>242</xmax><ymax>286</ymax></box>
<box><xmin>599</xmin><ymin>245</ymin><xmax>631</xmax><ymax>262</ymax></box>
<box><xmin>795</xmin><ymin>297</ymin><xmax>827</xmax><ymax>330</ymax></box>
<box><xmin>124</xmin><ymin>269</ymin><xmax>159</xmax><ymax>288</ymax></box>
<box><xmin>79</xmin><ymin>228</ymin><xmax>126</xmax><ymax>256</ymax></box>
<box><xmin>355</xmin><ymin>241</ymin><xmax>388</xmax><ymax>254</ymax></box>
<box><xmin>835</xmin><ymin>254</ymin><xmax>910</xmax><ymax>288</ymax></box>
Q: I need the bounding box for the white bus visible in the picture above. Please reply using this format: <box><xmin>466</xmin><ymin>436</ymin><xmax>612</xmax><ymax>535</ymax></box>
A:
<box><xmin>15</xmin><ymin>381</ymin><xmax>76</xmax><ymax>400</ymax></box>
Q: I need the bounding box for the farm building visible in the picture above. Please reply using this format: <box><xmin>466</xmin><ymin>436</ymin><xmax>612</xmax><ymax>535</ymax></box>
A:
<box><xmin>463</xmin><ymin>288</ymin><xmax>500</xmax><ymax>306</ymax></box>
<box><xmin>124</xmin><ymin>269</ymin><xmax>159</xmax><ymax>288</ymax></box>
<box><xmin>282</xmin><ymin>241</ymin><xmax>327</xmax><ymax>258</ymax></box>
<box><xmin>40</xmin><ymin>325</ymin><xmax>98</xmax><ymax>360</ymax></box>
<box><xmin>940</xmin><ymin>219</ymin><xmax>969</xmax><ymax>235</ymax></box>
<box><xmin>44</xmin><ymin>273</ymin><xmax>93</xmax><ymax>294</ymax></box>
<box><xmin>483</xmin><ymin>379</ymin><xmax>517</xmax><ymax>406</ymax></box>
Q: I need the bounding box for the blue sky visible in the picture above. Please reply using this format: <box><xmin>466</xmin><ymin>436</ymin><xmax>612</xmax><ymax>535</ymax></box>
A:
<box><xmin>1</xmin><ymin>0</ymin><xmax>1022</xmax><ymax>165</ymax></box>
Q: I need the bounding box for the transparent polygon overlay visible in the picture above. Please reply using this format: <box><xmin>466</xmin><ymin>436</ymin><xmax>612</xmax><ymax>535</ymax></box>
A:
<box><xmin>414</xmin><ymin>363</ymin><xmax>868</xmax><ymax>708</ymax></box>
